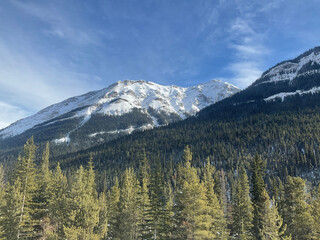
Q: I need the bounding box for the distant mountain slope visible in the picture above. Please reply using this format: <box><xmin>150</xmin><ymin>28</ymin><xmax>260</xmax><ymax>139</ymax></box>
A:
<box><xmin>53</xmin><ymin>47</ymin><xmax>320</xmax><ymax>182</ymax></box>
<box><xmin>0</xmin><ymin>79</ymin><xmax>239</xmax><ymax>148</ymax></box>
<box><xmin>198</xmin><ymin>46</ymin><xmax>320</xmax><ymax>120</ymax></box>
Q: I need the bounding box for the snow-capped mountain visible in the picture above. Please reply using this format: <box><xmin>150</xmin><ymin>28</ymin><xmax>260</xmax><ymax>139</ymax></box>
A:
<box><xmin>250</xmin><ymin>46</ymin><xmax>320</xmax><ymax>102</ymax></box>
<box><xmin>198</xmin><ymin>46</ymin><xmax>320</xmax><ymax>120</ymax></box>
<box><xmin>0</xmin><ymin>79</ymin><xmax>239</xmax><ymax>146</ymax></box>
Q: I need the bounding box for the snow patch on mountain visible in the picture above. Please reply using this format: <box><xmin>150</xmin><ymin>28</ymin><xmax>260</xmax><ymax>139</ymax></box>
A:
<box><xmin>54</xmin><ymin>135</ymin><xmax>70</xmax><ymax>144</ymax></box>
<box><xmin>0</xmin><ymin>79</ymin><xmax>240</xmax><ymax>139</ymax></box>
<box><xmin>89</xmin><ymin>123</ymin><xmax>154</xmax><ymax>137</ymax></box>
<box><xmin>264</xmin><ymin>86</ymin><xmax>320</xmax><ymax>102</ymax></box>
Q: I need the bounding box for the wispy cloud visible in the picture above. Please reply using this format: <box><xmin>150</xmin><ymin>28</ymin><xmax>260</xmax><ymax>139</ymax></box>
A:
<box><xmin>225</xmin><ymin>12</ymin><xmax>270</xmax><ymax>87</ymax></box>
<box><xmin>0</xmin><ymin>38</ymin><xmax>101</xmax><ymax>118</ymax></box>
<box><xmin>12</xmin><ymin>0</ymin><xmax>104</xmax><ymax>46</ymax></box>
<box><xmin>227</xmin><ymin>62</ymin><xmax>262</xmax><ymax>88</ymax></box>
<box><xmin>1</xmin><ymin>0</ymin><xmax>320</xmax><ymax>128</ymax></box>
<box><xmin>0</xmin><ymin>101</ymin><xmax>28</xmax><ymax>129</ymax></box>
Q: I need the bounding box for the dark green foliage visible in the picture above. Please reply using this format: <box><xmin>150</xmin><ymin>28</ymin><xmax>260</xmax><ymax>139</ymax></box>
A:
<box><xmin>282</xmin><ymin>176</ymin><xmax>315</xmax><ymax>240</ymax></box>
<box><xmin>1</xmin><ymin>138</ymin><xmax>320</xmax><ymax>239</ymax></box>
<box><xmin>230</xmin><ymin>166</ymin><xmax>253</xmax><ymax>239</ymax></box>
<box><xmin>51</xmin><ymin>105</ymin><xmax>320</xmax><ymax>188</ymax></box>
<box><xmin>144</xmin><ymin>158</ymin><xmax>171</xmax><ymax>239</ymax></box>
<box><xmin>250</xmin><ymin>155</ymin><xmax>266</xmax><ymax>240</ymax></box>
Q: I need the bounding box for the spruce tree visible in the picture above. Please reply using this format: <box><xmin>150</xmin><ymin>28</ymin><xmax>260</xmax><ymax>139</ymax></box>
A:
<box><xmin>118</xmin><ymin>168</ymin><xmax>141</xmax><ymax>240</ymax></box>
<box><xmin>260</xmin><ymin>189</ymin><xmax>286</xmax><ymax>240</ymax></box>
<box><xmin>138</xmin><ymin>151</ymin><xmax>151</xmax><ymax>238</ymax></box>
<box><xmin>145</xmin><ymin>157</ymin><xmax>170</xmax><ymax>239</ymax></box>
<box><xmin>203</xmin><ymin>158</ymin><xmax>228</xmax><ymax>239</ymax></box>
<box><xmin>174</xmin><ymin>146</ymin><xmax>214</xmax><ymax>239</ymax></box>
<box><xmin>95</xmin><ymin>192</ymin><xmax>108</xmax><ymax>239</ymax></box>
<box><xmin>312</xmin><ymin>185</ymin><xmax>320</xmax><ymax>239</ymax></box>
<box><xmin>230</xmin><ymin>166</ymin><xmax>253</xmax><ymax>239</ymax></box>
<box><xmin>250</xmin><ymin>155</ymin><xmax>266</xmax><ymax>240</ymax></box>
<box><xmin>0</xmin><ymin>165</ymin><xmax>6</xmax><ymax>239</ymax></box>
<box><xmin>214</xmin><ymin>169</ymin><xmax>228</xmax><ymax>217</ymax></box>
<box><xmin>107</xmin><ymin>178</ymin><xmax>120</xmax><ymax>239</ymax></box>
<box><xmin>1</xmin><ymin>179</ymin><xmax>23</xmax><ymax>240</ymax></box>
<box><xmin>282</xmin><ymin>176</ymin><xmax>315</xmax><ymax>240</ymax></box>
<box><xmin>15</xmin><ymin>137</ymin><xmax>39</xmax><ymax>239</ymax></box>
<box><xmin>64</xmin><ymin>159</ymin><xmax>105</xmax><ymax>240</ymax></box>
<box><xmin>47</xmin><ymin>163</ymin><xmax>68</xmax><ymax>238</ymax></box>
<box><xmin>164</xmin><ymin>181</ymin><xmax>174</xmax><ymax>239</ymax></box>
<box><xmin>34</xmin><ymin>142</ymin><xmax>52</xmax><ymax>237</ymax></box>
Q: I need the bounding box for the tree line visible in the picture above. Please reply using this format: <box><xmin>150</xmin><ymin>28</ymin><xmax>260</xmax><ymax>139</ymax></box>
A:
<box><xmin>0</xmin><ymin>138</ymin><xmax>319</xmax><ymax>239</ymax></box>
<box><xmin>52</xmin><ymin>107</ymin><xmax>320</xmax><ymax>183</ymax></box>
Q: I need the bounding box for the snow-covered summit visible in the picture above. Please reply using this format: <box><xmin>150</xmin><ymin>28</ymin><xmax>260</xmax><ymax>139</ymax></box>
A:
<box><xmin>256</xmin><ymin>47</ymin><xmax>320</xmax><ymax>85</ymax></box>
<box><xmin>0</xmin><ymin>79</ymin><xmax>240</xmax><ymax>139</ymax></box>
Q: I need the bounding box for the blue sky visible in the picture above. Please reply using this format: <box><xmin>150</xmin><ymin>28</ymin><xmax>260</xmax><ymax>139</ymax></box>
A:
<box><xmin>0</xmin><ymin>0</ymin><xmax>320</xmax><ymax>129</ymax></box>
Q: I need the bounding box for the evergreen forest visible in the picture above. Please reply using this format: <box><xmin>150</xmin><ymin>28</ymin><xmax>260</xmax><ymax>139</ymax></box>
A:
<box><xmin>1</xmin><ymin>137</ymin><xmax>319</xmax><ymax>240</ymax></box>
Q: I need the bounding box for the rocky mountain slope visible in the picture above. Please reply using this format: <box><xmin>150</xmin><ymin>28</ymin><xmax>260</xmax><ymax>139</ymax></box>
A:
<box><xmin>0</xmin><ymin>79</ymin><xmax>239</xmax><ymax>147</ymax></box>
<box><xmin>198</xmin><ymin>46</ymin><xmax>320</xmax><ymax>120</ymax></box>
<box><xmin>52</xmin><ymin>47</ymin><xmax>320</xmax><ymax>181</ymax></box>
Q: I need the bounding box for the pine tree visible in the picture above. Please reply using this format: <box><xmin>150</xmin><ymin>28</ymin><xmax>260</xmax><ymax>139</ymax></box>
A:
<box><xmin>164</xmin><ymin>181</ymin><xmax>174</xmax><ymax>239</ymax></box>
<box><xmin>144</xmin><ymin>157</ymin><xmax>171</xmax><ymax>239</ymax></box>
<box><xmin>1</xmin><ymin>179</ymin><xmax>23</xmax><ymax>240</ymax></box>
<box><xmin>174</xmin><ymin>146</ymin><xmax>214</xmax><ymax>239</ymax></box>
<box><xmin>251</xmin><ymin>155</ymin><xmax>266</xmax><ymax>240</ymax></box>
<box><xmin>138</xmin><ymin>151</ymin><xmax>151</xmax><ymax>238</ymax></box>
<box><xmin>95</xmin><ymin>192</ymin><xmax>108</xmax><ymax>239</ymax></box>
<box><xmin>47</xmin><ymin>163</ymin><xmax>68</xmax><ymax>238</ymax></box>
<box><xmin>15</xmin><ymin>137</ymin><xmax>39</xmax><ymax>239</ymax></box>
<box><xmin>312</xmin><ymin>185</ymin><xmax>320</xmax><ymax>239</ymax></box>
<box><xmin>0</xmin><ymin>165</ymin><xmax>6</xmax><ymax>239</ymax></box>
<box><xmin>118</xmin><ymin>168</ymin><xmax>141</xmax><ymax>240</ymax></box>
<box><xmin>64</xmin><ymin>159</ymin><xmax>105</xmax><ymax>240</ymax></box>
<box><xmin>282</xmin><ymin>176</ymin><xmax>315</xmax><ymax>240</ymax></box>
<box><xmin>260</xmin><ymin>189</ymin><xmax>286</xmax><ymax>240</ymax></box>
<box><xmin>107</xmin><ymin>178</ymin><xmax>120</xmax><ymax>239</ymax></box>
<box><xmin>230</xmin><ymin>166</ymin><xmax>253</xmax><ymax>239</ymax></box>
<box><xmin>214</xmin><ymin>169</ymin><xmax>228</xmax><ymax>217</ymax></box>
<box><xmin>34</xmin><ymin>142</ymin><xmax>52</xmax><ymax>237</ymax></box>
<box><xmin>203</xmin><ymin>158</ymin><xmax>228</xmax><ymax>239</ymax></box>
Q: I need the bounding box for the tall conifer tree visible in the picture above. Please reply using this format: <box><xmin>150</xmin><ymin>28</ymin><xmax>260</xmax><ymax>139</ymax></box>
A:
<box><xmin>15</xmin><ymin>137</ymin><xmax>39</xmax><ymax>239</ymax></box>
<box><xmin>64</xmin><ymin>159</ymin><xmax>106</xmax><ymax>239</ymax></box>
<box><xmin>230</xmin><ymin>166</ymin><xmax>253</xmax><ymax>239</ymax></box>
<box><xmin>203</xmin><ymin>158</ymin><xmax>228</xmax><ymax>239</ymax></box>
<box><xmin>312</xmin><ymin>185</ymin><xmax>320</xmax><ymax>239</ymax></box>
<box><xmin>251</xmin><ymin>155</ymin><xmax>266</xmax><ymax>240</ymax></box>
<box><xmin>118</xmin><ymin>168</ymin><xmax>141</xmax><ymax>240</ymax></box>
<box><xmin>144</xmin><ymin>157</ymin><xmax>171</xmax><ymax>239</ymax></box>
<box><xmin>260</xmin><ymin>189</ymin><xmax>286</xmax><ymax>240</ymax></box>
<box><xmin>47</xmin><ymin>162</ymin><xmax>68</xmax><ymax>239</ymax></box>
<box><xmin>282</xmin><ymin>176</ymin><xmax>315</xmax><ymax>240</ymax></box>
<box><xmin>107</xmin><ymin>178</ymin><xmax>120</xmax><ymax>239</ymax></box>
<box><xmin>174</xmin><ymin>146</ymin><xmax>214</xmax><ymax>239</ymax></box>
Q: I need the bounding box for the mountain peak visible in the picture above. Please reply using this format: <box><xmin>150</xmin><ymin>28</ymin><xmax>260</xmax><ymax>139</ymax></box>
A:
<box><xmin>0</xmin><ymin>79</ymin><xmax>240</xmax><ymax>142</ymax></box>
<box><xmin>253</xmin><ymin>47</ymin><xmax>320</xmax><ymax>87</ymax></box>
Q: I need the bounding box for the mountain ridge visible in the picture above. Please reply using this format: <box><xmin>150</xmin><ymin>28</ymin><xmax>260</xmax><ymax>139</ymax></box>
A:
<box><xmin>196</xmin><ymin>46</ymin><xmax>320</xmax><ymax>120</ymax></box>
<box><xmin>50</xmin><ymin>47</ymin><xmax>320</xmax><ymax>182</ymax></box>
<box><xmin>0</xmin><ymin>79</ymin><xmax>240</xmax><ymax>147</ymax></box>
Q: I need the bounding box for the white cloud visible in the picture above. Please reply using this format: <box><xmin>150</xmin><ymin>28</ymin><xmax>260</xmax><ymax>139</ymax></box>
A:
<box><xmin>227</xmin><ymin>62</ymin><xmax>262</xmax><ymax>88</ymax></box>
<box><xmin>0</xmin><ymin>101</ymin><xmax>29</xmax><ymax>130</ymax></box>
<box><xmin>226</xmin><ymin>16</ymin><xmax>270</xmax><ymax>87</ymax></box>
<box><xmin>230</xmin><ymin>18</ymin><xmax>255</xmax><ymax>35</ymax></box>
<box><xmin>0</xmin><ymin>38</ymin><xmax>101</xmax><ymax>126</ymax></box>
<box><xmin>12</xmin><ymin>0</ymin><xmax>103</xmax><ymax>46</ymax></box>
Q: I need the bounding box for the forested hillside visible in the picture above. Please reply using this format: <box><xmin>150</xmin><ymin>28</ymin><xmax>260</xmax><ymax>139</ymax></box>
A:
<box><xmin>0</xmin><ymin>139</ymin><xmax>318</xmax><ymax>239</ymax></box>
<box><xmin>51</xmin><ymin>47</ymin><xmax>320</xmax><ymax>185</ymax></box>
<box><xmin>1</xmin><ymin>47</ymin><xmax>320</xmax><ymax>239</ymax></box>
<box><xmin>55</xmin><ymin>101</ymin><xmax>320</xmax><ymax>185</ymax></box>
